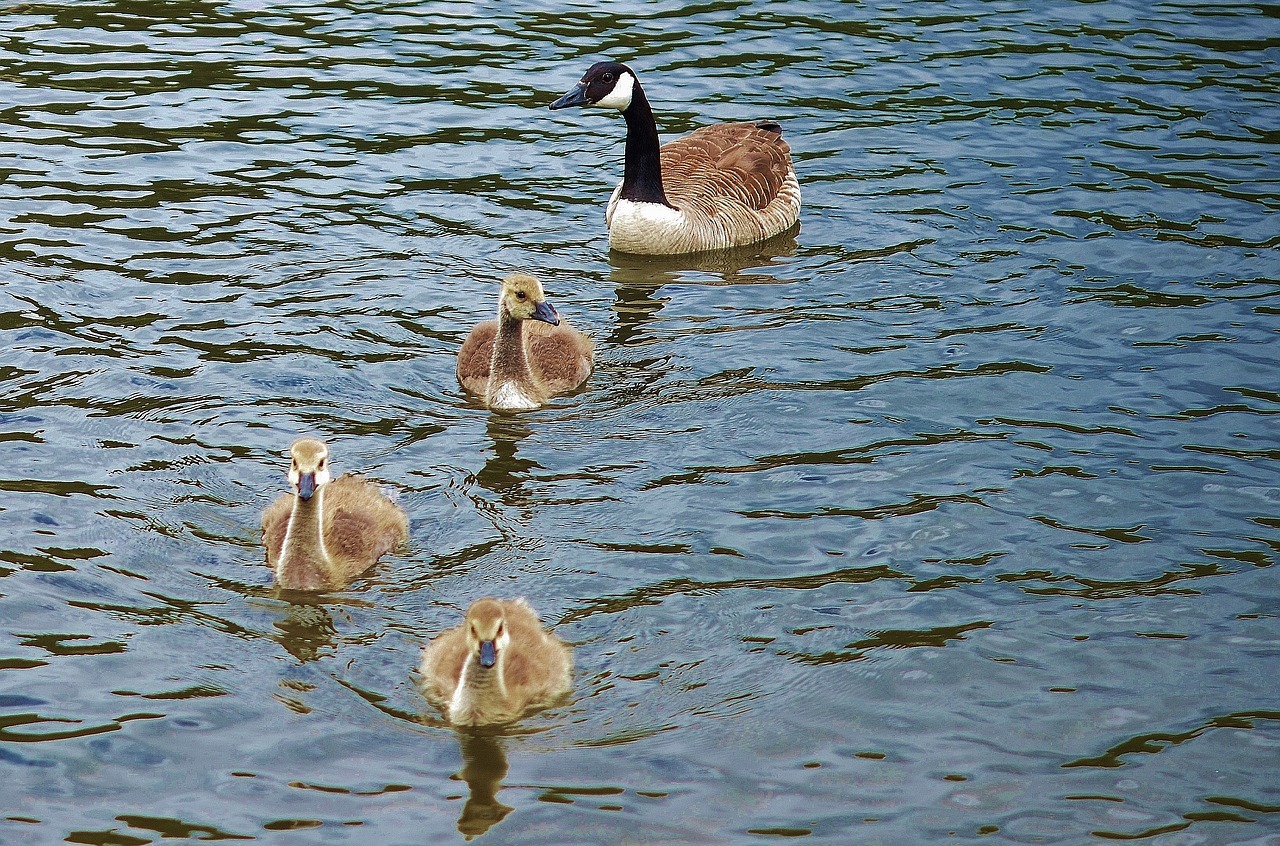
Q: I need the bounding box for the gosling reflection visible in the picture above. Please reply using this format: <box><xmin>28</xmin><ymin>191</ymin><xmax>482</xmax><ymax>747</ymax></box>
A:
<box><xmin>453</xmin><ymin>730</ymin><xmax>513</xmax><ymax>839</ymax></box>
<box><xmin>270</xmin><ymin>598</ymin><xmax>337</xmax><ymax>663</ymax></box>
<box><xmin>606</xmin><ymin>226</ymin><xmax>798</xmax><ymax>347</ymax></box>
<box><xmin>474</xmin><ymin>414</ymin><xmax>538</xmax><ymax>501</ymax></box>
<box><xmin>419</xmin><ymin>598</ymin><xmax>572</xmax><ymax>725</ymax></box>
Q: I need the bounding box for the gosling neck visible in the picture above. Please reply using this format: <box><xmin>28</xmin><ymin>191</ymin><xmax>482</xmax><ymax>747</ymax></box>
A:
<box><xmin>277</xmin><ymin>487</ymin><xmax>333</xmax><ymax>590</ymax></box>
<box><xmin>450</xmin><ymin>651</ymin><xmax>508</xmax><ymax>723</ymax></box>
<box><xmin>487</xmin><ymin>307</ymin><xmax>541</xmax><ymax>404</ymax></box>
<box><xmin>619</xmin><ymin>84</ymin><xmax>673</xmax><ymax>207</ymax></box>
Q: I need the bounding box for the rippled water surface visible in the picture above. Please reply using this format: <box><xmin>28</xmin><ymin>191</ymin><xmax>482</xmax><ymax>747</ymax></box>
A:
<box><xmin>3</xmin><ymin>1</ymin><xmax>1278</xmax><ymax>843</ymax></box>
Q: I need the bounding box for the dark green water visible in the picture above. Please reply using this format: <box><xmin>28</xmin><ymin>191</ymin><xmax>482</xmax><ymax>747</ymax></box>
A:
<box><xmin>2</xmin><ymin>1</ymin><xmax>1278</xmax><ymax>843</ymax></box>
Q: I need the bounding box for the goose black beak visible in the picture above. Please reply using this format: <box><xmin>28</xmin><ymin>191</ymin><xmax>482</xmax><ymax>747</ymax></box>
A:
<box><xmin>549</xmin><ymin>82</ymin><xmax>589</xmax><ymax>110</ymax></box>
<box><xmin>296</xmin><ymin>472</ymin><xmax>317</xmax><ymax>500</ymax></box>
<box><xmin>532</xmin><ymin>300</ymin><xmax>561</xmax><ymax>326</ymax></box>
<box><xmin>479</xmin><ymin>640</ymin><xmax>497</xmax><ymax>668</ymax></box>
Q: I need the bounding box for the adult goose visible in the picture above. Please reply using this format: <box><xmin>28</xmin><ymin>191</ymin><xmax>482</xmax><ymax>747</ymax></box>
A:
<box><xmin>261</xmin><ymin>438</ymin><xmax>408</xmax><ymax>591</ymax></box>
<box><xmin>419</xmin><ymin>598</ymin><xmax>573</xmax><ymax>726</ymax></box>
<box><xmin>456</xmin><ymin>272</ymin><xmax>593</xmax><ymax>411</ymax></box>
<box><xmin>549</xmin><ymin>60</ymin><xmax>801</xmax><ymax>255</ymax></box>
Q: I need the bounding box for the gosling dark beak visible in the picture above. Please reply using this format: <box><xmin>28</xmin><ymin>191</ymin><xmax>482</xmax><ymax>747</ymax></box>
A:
<box><xmin>296</xmin><ymin>472</ymin><xmax>316</xmax><ymax>501</ymax></box>
<box><xmin>478</xmin><ymin>640</ymin><xmax>497</xmax><ymax>668</ymax></box>
<box><xmin>549</xmin><ymin>82</ymin><xmax>589</xmax><ymax>110</ymax></box>
<box><xmin>532</xmin><ymin>300</ymin><xmax>561</xmax><ymax>326</ymax></box>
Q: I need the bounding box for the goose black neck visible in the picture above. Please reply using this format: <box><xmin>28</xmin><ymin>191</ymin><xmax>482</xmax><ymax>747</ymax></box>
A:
<box><xmin>620</xmin><ymin>85</ymin><xmax>672</xmax><ymax>207</ymax></box>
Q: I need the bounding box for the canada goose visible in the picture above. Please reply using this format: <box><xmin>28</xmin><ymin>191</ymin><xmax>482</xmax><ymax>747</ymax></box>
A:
<box><xmin>260</xmin><ymin>438</ymin><xmax>408</xmax><ymax>591</ymax></box>
<box><xmin>549</xmin><ymin>60</ymin><xmax>802</xmax><ymax>255</ymax></box>
<box><xmin>456</xmin><ymin>272</ymin><xmax>593</xmax><ymax>411</ymax></box>
<box><xmin>419</xmin><ymin>598</ymin><xmax>572</xmax><ymax>726</ymax></box>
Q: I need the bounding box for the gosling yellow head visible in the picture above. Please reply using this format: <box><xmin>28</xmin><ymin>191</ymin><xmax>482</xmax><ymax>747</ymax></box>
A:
<box><xmin>466</xmin><ymin>598</ymin><xmax>509</xmax><ymax>669</ymax></box>
<box><xmin>498</xmin><ymin>272</ymin><xmax>560</xmax><ymax>326</ymax></box>
<box><xmin>287</xmin><ymin>437</ymin><xmax>331</xmax><ymax>501</ymax></box>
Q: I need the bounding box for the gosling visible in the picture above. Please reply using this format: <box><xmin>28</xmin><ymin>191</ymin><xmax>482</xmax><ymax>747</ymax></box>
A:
<box><xmin>261</xmin><ymin>438</ymin><xmax>408</xmax><ymax>591</ymax></box>
<box><xmin>456</xmin><ymin>273</ymin><xmax>593</xmax><ymax>411</ymax></box>
<box><xmin>419</xmin><ymin>598</ymin><xmax>572</xmax><ymax>726</ymax></box>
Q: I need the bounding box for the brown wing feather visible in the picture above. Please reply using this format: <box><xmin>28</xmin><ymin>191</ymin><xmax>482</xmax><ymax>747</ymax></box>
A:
<box><xmin>325</xmin><ymin>475</ymin><xmax>409</xmax><ymax>582</ymax></box>
<box><xmin>260</xmin><ymin>493</ymin><xmax>293</xmax><ymax>566</ymax></box>
<box><xmin>528</xmin><ymin>323</ymin><xmax>594</xmax><ymax>396</ymax></box>
<box><xmin>498</xmin><ymin>599</ymin><xmax>572</xmax><ymax>709</ymax></box>
<box><xmin>419</xmin><ymin>623</ymin><xmax>469</xmax><ymax>705</ymax></box>
<box><xmin>457</xmin><ymin>320</ymin><xmax>498</xmax><ymax>396</ymax></box>
<box><xmin>660</xmin><ymin>122</ymin><xmax>793</xmax><ymax>214</ymax></box>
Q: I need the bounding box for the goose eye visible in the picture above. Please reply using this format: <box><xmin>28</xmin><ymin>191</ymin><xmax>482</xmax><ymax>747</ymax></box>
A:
<box><xmin>602</xmin><ymin>72</ymin><xmax>614</xmax><ymax>83</ymax></box>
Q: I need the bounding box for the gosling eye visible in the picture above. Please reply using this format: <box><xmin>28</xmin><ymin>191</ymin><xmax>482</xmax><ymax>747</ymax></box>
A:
<box><xmin>515</xmin><ymin>291</ymin><xmax>527</xmax><ymax>301</ymax></box>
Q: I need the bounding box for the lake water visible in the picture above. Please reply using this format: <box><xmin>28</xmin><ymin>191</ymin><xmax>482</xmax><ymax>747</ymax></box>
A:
<box><xmin>2</xmin><ymin>1</ymin><xmax>1278</xmax><ymax>843</ymax></box>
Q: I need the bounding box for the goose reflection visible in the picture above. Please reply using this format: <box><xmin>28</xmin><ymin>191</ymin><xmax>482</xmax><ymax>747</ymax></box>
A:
<box><xmin>606</xmin><ymin>226</ymin><xmax>798</xmax><ymax>348</ymax></box>
<box><xmin>452</xmin><ymin>730</ymin><xmax>514</xmax><ymax>839</ymax></box>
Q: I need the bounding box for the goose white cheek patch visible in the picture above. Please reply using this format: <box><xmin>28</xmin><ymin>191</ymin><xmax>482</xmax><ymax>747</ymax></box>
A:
<box><xmin>595</xmin><ymin>72</ymin><xmax>635</xmax><ymax>110</ymax></box>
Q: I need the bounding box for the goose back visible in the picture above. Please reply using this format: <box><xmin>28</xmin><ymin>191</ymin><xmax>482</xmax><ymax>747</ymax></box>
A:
<box><xmin>606</xmin><ymin>122</ymin><xmax>801</xmax><ymax>254</ymax></box>
<box><xmin>456</xmin><ymin>318</ymin><xmax>576</xmax><ymax>397</ymax></box>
